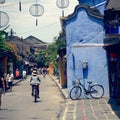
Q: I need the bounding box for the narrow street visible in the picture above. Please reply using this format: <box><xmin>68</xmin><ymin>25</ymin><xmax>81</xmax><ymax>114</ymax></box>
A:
<box><xmin>0</xmin><ymin>75</ymin><xmax>65</xmax><ymax>120</ymax></box>
<box><xmin>1</xmin><ymin>74</ymin><xmax>120</xmax><ymax>120</ymax></box>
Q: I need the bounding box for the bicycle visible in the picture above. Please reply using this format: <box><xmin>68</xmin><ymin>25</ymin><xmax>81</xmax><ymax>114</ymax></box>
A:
<box><xmin>32</xmin><ymin>84</ymin><xmax>39</xmax><ymax>102</ymax></box>
<box><xmin>70</xmin><ymin>78</ymin><xmax>104</xmax><ymax>100</ymax></box>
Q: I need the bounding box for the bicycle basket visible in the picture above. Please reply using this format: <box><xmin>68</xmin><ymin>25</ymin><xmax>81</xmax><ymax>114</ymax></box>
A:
<box><xmin>72</xmin><ymin>80</ymin><xmax>79</xmax><ymax>86</ymax></box>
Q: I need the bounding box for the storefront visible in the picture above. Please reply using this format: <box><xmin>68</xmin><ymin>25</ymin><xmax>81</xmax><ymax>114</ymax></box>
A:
<box><xmin>104</xmin><ymin>6</ymin><xmax>120</xmax><ymax>98</ymax></box>
<box><xmin>104</xmin><ymin>35</ymin><xmax>120</xmax><ymax>98</ymax></box>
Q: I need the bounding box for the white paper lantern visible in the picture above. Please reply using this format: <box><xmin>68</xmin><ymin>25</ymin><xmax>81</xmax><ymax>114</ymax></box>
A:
<box><xmin>0</xmin><ymin>11</ymin><xmax>9</xmax><ymax>28</ymax></box>
<box><xmin>29</xmin><ymin>3</ymin><xmax>44</xmax><ymax>26</ymax></box>
<box><xmin>0</xmin><ymin>0</ymin><xmax>5</xmax><ymax>4</ymax></box>
<box><xmin>56</xmin><ymin>0</ymin><xmax>69</xmax><ymax>9</ymax></box>
<box><xmin>29</xmin><ymin>4</ymin><xmax>44</xmax><ymax>17</ymax></box>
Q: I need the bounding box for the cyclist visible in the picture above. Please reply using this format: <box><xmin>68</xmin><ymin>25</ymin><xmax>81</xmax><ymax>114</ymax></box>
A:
<box><xmin>30</xmin><ymin>68</ymin><xmax>41</xmax><ymax>98</ymax></box>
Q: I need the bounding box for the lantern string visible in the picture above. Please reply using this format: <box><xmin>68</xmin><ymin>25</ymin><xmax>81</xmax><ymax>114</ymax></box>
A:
<box><xmin>36</xmin><ymin>0</ymin><xmax>38</xmax><ymax>4</ymax></box>
<box><xmin>35</xmin><ymin>0</ymin><xmax>39</xmax><ymax>26</ymax></box>
<box><xmin>36</xmin><ymin>18</ymin><xmax>38</xmax><ymax>26</ymax></box>
<box><xmin>19</xmin><ymin>1</ymin><xmax>22</xmax><ymax>12</ymax></box>
<box><xmin>62</xmin><ymin>10</ymin><xmax>64</xmax><ymax>17</ymax></box>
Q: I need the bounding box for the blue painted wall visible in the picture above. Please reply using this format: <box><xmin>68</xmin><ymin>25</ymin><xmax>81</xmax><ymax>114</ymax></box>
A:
<box><xmin>65</xmin><ymin>5</ymin><xmax>109</xmax><ymax>97</ymax></box>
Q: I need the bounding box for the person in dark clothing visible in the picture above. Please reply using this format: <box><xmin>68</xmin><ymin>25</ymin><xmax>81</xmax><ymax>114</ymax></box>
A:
<box><xmin>0</xmin><ymin>71</ymin><xmax>5</xmax><ymax>109</ymax></box>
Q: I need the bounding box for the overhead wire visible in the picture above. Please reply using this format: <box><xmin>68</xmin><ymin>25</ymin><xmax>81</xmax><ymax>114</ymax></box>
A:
<box><xmin>16</xmin><ymin>21</ymin><xmax>60</xmax><ymax>35</ymax></box>
<box><xmin>0</xmin><ymin>0</ymin><xmax>41</xmax><ymax>8</ymax></box>
<box><xmin>0</xmin><ymin>0</ymin><xmax>57</xmax><ymax>34</ymax></box>
<box><xmin>0</xmin><ymin>0</ymin><xmax>62</xmax><ymax>39</ymax></box>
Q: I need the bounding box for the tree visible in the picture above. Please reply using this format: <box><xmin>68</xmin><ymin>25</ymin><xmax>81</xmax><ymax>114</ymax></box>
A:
<box><xmin>6</xmin><ymin>42</ymin><xmax>21</xmax><ymax>61</ymax></box>
<box><xmin>0</xmin><ymin>31</ymin><xmax>10</xmax><ymax>52</ymax></box>
<box><xmin>43</xmin><ymin>36</ymin><xmax>66</xmax><ymax>68</ymax></box>
<box><xmin>31</xmin><ymin>36</ymin><xmax>66</xmax><ymax>68</ymax></box>
<box><xmin>36</xmin><ymin>50</ymin><xmax>47</xmax><ymax>67</ymax></box>
<box><xmin>0</xmin><ymin>30</ymin><xmax>22</xmax><ymax>63</ymax></box>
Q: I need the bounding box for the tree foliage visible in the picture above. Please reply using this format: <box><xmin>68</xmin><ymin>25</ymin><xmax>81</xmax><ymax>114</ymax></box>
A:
<box><xmin>37</xmin><ymin>36</ymin><xmax>66</xmax><ymax>68</ymax></box>
<box><xmin>0</xmin><ymin>31</ymin><xmax>10</xmax><ymax>52</ymax></box>
<box><xmin>0</xmin><ymin>30</ymin><xmax>21</xmax><ymax>61</ymax></box>
<box><xmin>7</xmin><ymin>42</ymin><xmax>21</xmax><ymax>60</ymax></box>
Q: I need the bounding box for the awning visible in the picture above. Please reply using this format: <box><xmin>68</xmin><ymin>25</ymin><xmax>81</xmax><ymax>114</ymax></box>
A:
<box><xmin>103</xmin><ymin>35</ymin><xmax>120</xmax><ymax>52</ymax></box>
<box><xmin>0</xmin><ymin>50</ymin><xmax>11</xmax><ymax>58</ymax></box>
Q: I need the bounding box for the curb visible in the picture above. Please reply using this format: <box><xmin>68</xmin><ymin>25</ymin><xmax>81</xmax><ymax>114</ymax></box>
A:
<box><xmin>5</xmin><ymin>79</ymin><xmax>22</xmax><ymax>92</ymax></box>
<box><xmin>13</xmin><ymin>79</ymin><xmax>22</xmax><ymax>86</ymax></box>
<box><xmin>49</xmin><ymin>75</ymin><xmax>68</xmax><ymax>100</ymax></box>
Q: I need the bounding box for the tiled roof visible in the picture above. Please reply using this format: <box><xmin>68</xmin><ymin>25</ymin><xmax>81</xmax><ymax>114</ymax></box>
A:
<box><xmin>24</xmin><ymin>35</ymin><xmax>46</xmax><ymax>44</ymax></box>
<box><xmin>78</xmin><ymin>0</ymin><xmax>106</xmax><ymax>6</ymax></box>
<box><xmin>105</xmin><ymin>0</ymin><xmax>120</xmax><ymax>10</ymax></box>
<box><xmin>65</xmin><ymin>4</ymin><xmax>103</xmax><ymax>21</ymax></box>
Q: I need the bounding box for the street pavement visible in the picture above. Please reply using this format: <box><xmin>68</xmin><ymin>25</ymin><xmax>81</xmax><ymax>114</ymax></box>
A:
<box><xmin>51</xmin><ymin>75</ymin><xmax>120</xmax><ymax>120</ymax></box>
<box><xmin>9</xmin><ymin>75</ymin><xmax>120</xmax><ymax>120</ymax></box>
<box><xmin>1</xmin><ymin>75</ymin><xmax>64</xmax><ymax>120</ymax></box>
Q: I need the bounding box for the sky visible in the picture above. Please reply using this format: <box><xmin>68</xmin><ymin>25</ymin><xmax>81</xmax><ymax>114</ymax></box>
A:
<box><xmin>0</xmin><ymin>0</ymin><xmax>78</xmax><ymax>43</ymax></box>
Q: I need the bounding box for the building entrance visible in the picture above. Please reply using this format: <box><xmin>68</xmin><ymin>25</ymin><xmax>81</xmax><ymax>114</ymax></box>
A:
<box><xmin>108</xmin><ymin>52</ymin><xmax>120</xmax><ymax>98</ymax></box>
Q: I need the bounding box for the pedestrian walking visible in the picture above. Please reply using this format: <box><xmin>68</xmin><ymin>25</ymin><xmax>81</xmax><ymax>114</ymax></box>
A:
<box><xmin>42</xmin><ymin>67</ymin><xmax>47</xmax><ymax>78</ymax></box>
<box><xmin>0</xmin><ymin>70</ymin><xmax>5</xmax><ymax>110</ymax></box>
<box><xmin>22</xmin><ymin>69</ymin><xmax>26</xmax><ymax>80</ymax></box>
<box><xmin>7</xmin><ymin>71</ymin><xmax>14</xmax><ymax>91</ymax></box>
<box><xmin>3</xmin><ymin>72</ymin><xmax>7</xmax><ymax>91</ymax></box>
<box><xmin>15</xmin><ymin>68</ymin><xmax>20</xmax><ymax>79</ymax></box>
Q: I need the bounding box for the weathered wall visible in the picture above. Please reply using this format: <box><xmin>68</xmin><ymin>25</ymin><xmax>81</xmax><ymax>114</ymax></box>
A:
<box><xmin>66</xmin><ymin>6</ymin><xmax>109</xmax><ymax>97</ymax></box>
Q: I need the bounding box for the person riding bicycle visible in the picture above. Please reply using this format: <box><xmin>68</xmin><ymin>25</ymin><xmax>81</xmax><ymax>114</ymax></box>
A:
<box><xmin>30</xmin><ymin>68</ymin><xmax>41</xmax><ymax>98</ymax></box>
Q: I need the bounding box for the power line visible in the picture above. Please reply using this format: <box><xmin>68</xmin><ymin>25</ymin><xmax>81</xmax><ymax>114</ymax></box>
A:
<box><xmin>0</xmin><ymin>0</ymin><xmax>41</xmax><ymax>8</ymax></box>
<box><xmin>16</xmin><ymin>21</ymin><xmax>60</xmax><ymax>35</ymax></box>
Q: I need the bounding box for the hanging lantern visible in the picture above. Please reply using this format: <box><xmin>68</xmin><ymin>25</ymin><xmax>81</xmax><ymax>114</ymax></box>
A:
<box><xmin>0</xmin><ymin>0</ymin><xmax>5</xmax><ymax>4</ymax></box>
<box><xmin>56</xmin><ymin>0</ymin><xmax>69</xmax><ymax>9</ymax></box>
<box><xmin>0</xmin><ymin>11</ymin><xmax>9</xmax><ymax>28</ymax></box>
<box><xmin>29</xmin><ymin>3</ymin><xmax>44</xmax><ymax>26</ymax></box>
<box><xmin>56</xmin><ymin>0</ymin><xmax>69</xmax><ymax>17</ymax></box>
<box><xmin>110</xmin><ymin>52</ymin><xmax>117</xmax><ymax>61</ymax></box>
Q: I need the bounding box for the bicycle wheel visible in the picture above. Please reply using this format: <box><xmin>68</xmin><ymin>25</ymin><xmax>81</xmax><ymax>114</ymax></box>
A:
<box><xmin>70</xmin><ymin>86</ymin><xmax>82</xmax><ymax>100</ymax></box>
<box><xmin>34</xmin><ymin>94</ymin><xmax>37</xmax><ymax>102</ymax></box>
<box><xmin>33</xmin><ymin>89</ymin><xmax>37</xmax><ymax>102</ymax></box>
<box><xmin>90</xmin><ymin>84</ymin><xmax>104</xmax><ymax>99</ymax></box>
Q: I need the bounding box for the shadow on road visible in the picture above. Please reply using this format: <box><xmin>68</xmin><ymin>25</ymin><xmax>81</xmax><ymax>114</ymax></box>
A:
<box><xmin>32</xmin><ymin>100</ymin><xmax>42</xmax><ymax>103</ymax></box>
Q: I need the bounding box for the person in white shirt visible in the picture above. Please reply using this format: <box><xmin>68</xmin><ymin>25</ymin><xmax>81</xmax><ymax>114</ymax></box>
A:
<box><xmin>7</xmin><ymin>71</ymin><xmax>14</xmax><ymax>91</ymax></box>
<box><xmin>22</xmin><ymin>70</ymin><xmax>26</xmax><ymax>80</ymax></box>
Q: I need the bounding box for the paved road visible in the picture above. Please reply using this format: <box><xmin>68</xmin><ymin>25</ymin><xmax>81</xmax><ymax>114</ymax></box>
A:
<box><xmin>0</xmin><ymin>75</ymin><xmax>65</xmax><ymax>120</ymax></box>
<box><xmin>1</xmin><ymin>74</ymin><xmax>120</xmax><ymax>120</ymax></box>
<box><xmin>51</xmin><ymin>75</ymin><xmax>120</xmax><ymax>120</ymax></box>
<box><xmin>59</xmin><ymin>97</ymin><xmax>120</xmax><ymax>120</ymax></box>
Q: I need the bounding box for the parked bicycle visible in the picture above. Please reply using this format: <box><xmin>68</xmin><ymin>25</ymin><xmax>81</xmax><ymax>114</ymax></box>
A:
<box><xmin>70</xmin><ymin>78</ymin><xmax>104</xmax><ymax>100</ymax></box>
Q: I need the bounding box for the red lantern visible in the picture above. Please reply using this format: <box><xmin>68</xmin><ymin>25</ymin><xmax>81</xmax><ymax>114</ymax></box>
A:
<box><xmin>110</xmin><ymin>53</ymin><xmax>117</xmax><ymax>58</ymax></box>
